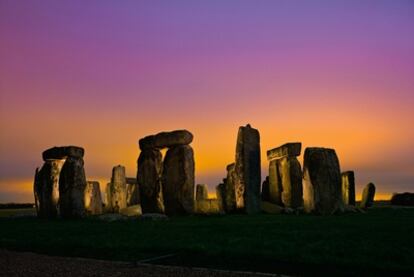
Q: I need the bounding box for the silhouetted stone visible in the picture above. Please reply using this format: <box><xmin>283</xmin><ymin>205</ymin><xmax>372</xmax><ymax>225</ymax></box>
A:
<box><xmin>222</xmin><ymin>164</ymin><xmax>237</xmax><ymax>212</ymax></box>
<box><xmin>196</xmin><ymin>184</ymin><xmax>208</xmax><ymax>200</ymax></box>
<box><xmin>84</xmin><ymin>181</ymin><xmax>103</xmax><ymax>215</ymax></box>
<box><xmin>261</xmin><ymin>176</ymin><xmax>270</xmax><ymax>201</ymax></box>
<box><xmin>139</xmin><ymin>130</ymin><xmax>193</xmax><ymax>150</ymax></box>
<box><xmin>126</xmin><ymin>183</ymin><xmax>140</xmax><ymax>206</ymax></box>
<box><xmin>216</xmin><ymin>183</ymin><xmax>225</xmax><ymax>212</ymax></box>
<box><xmin>303</xmin><ymin>147</ymin><xmax>344</xmax><ymax>214</ymax></box>
<box><xmin>107</xmin><ymin>165</ymin><xmax>127</xmax><ymax>213</ymax></box>
<box><xmin>162</xmin><ymin>145</ymin><xmax>195</xmax><ymax>215</ymax></box>
<box><xmin>267</xmin><ymin>143</ymin><xmax>301</xmax><ymax>161</ymax></box>
<box><xmin>235</xmin><ymin>124</ymin><xmax>261</xmax><ymax>214</ymax></box>
<box><xmin>360</xmin><ymin>182</ymin><xmax>376</xmax><ymax>209</ymax></box>
<box><xmin>195</xmin><ymin>199</ymin><xmax>221</xmax><ymax>214</ymax></box>
<box><xmin>390</xmin><ymin>192</ymin><xmax>414</xmax><ymax>206</ymax></box>
<box><xmin>341</xmin><ymin>171</ymin><xmax>356</xmax><ymax>206</ymax></box>
<box><xmin>59</xmin><ymin>156</ymin><xmax>87</xmax><ymax>218</ymax></box>
<box><xmin>278</xmin><ymin>157</ymin><xmax>303</xmax><ymax>208</ymax></box>
<box><xmin>34</xmin><ymin>159</ymin><xmax>65</xmax><ymax>218</ymax></box>
<box><xmin>268</xmin><ymin>159</ymin><xmax>282</xmax><ymax>205</ymax></box>
<box><xmin>261</xmin><ymin>201</ymin><xmax>283</xmax><ymax>214</ymax></box>
<box><xmin>42</xmin><ymin>146</ymin><xmax>84</xmax><ymax>161</ymax></box>
<box><xmin>137</xmin><ymin>149</ymin><xmax>164</xmax><ymax>213</ymax></box>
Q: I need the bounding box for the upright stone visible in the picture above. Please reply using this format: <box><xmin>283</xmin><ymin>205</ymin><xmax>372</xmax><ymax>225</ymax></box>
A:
<box><xmin>235</xmin><ymin>124</ymin><xmax>261</xmax><ymax>214</ymax></box>
<box><xmin>109</xmin><ymin>165</ymin><xmax>127</xmax><ymax>212</ymax></box>
<box><xmin>261</xmin><ymin>176</ymin><xmax>270</xmax><ymax>201</ymax></box>
<box><xmin>341</xmin><ymin>171</ymin><xmax>356</xmax><ymax>206</ymax></box>
<box><xmin>162</xmin><ymin>145</ymin><xmax>195</xmax><ymax>215</ymax></box>
<box><xmin>137</xmin><ymin>149</ymin><xmax>164</xmax><ymax>213</ymax></box>
<box><xmin>196</xmin><ymin>184</ymin><xmax>208</xmax><ymax>200</ymax></box>
<box><xmin>59</xmin><ymin>156</ymin><xmax>87</xmax><ymax>218</ymax></box>
<box><xmin>268</xmin><ymin>159</ymin><xmax>282</xmax><ymax>205</ymax></box>
<box><xmin>303</xmin><ymin>147</ymin><xmax>344</xmax><ymax>214</ymax></box>
<box><xmin>278</xmin><ymin>157</ymin><xmax>303</xmax><ymax>208</ymax></box>
<box><xmin>126</xmin><ymin>183</ymin><xmax>140</xmax><ymax>206</ymax></box>
<box><xmin>84</xmin><ymin>181</ymin><xmax>103</xmax><ymax>215</ymax></box>
<box><xmin>33</xmin><ymin>159</ymin><xmax>65</xmax><ymax>218</ymax></box>
<box><xmin>216</xmin><ymin>182</ymin><xmax>225</xmax><ymax>212</ymax></box>
<box><xmin>360</xmin><ymin>182</ymin><xmax>376</xmax><ymax>209</ymax></box>
<box><xmin>224</xmin><ymin>164</ymin><xmax>237</xmax><ymax>212</ymax></box>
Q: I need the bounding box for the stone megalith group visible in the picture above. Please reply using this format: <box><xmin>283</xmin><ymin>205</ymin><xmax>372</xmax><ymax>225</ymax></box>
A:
<box><xmin>137</xmin><ymin>130</ymin><xmax>195</xmax><ymax>216</ymax></box>
<box><xmin>34</xmin><ymin>146</ymin><xmax>89</xmax><ymax>218</ymax></box>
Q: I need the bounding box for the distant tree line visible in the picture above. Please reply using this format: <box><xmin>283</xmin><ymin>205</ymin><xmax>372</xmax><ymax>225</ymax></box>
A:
<box><xmin>0</xmin><ymin>203</ymin><xmax>35</xmax><ymax>209</ymax></box>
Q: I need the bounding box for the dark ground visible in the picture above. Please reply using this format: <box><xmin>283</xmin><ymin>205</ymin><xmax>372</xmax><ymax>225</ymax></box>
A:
<box><xmin>1</xmin><ymin>204</ymin><xmax>413</xmax><ymax>276</ymax></box>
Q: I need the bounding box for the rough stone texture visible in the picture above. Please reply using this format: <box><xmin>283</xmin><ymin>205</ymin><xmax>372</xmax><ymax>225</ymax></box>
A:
<box><xmin>278</xmin><ymin>157</ymin><xmax>303</xmax><ymax>208</ymax></box>
<box><xmin>119</xmin><ymin>204</ymin><xmax>142</xmax><ymax>217</ymax></box>
<box><xmin>196</xmin><ymin>184</ymin><xmax>209</xmax><ymax>201</ymax></box>
<box><xmin>59</xmin><ymin>157</ymin><xmax>87</xmax><ymax>218</ymax></box>
<box><xmin>216</xmin><ymin>183</ymin><xmax>225</xmax><ymax>212</ymax></box>
<box><xmin>261</xmin><ymin>201</ymin><xmax>284</xmax><ymax>214</ymax></box>
<box><xmin>126</xmin><ymin>183</ymin><xmax>140</xmax><ymax>206</ymax></box>
<box><xmin>267</xmin><ymin>143</ymin><xmax>301</xmax><ymax>161</ymax></box>
<box><xmin>360</xmin><ymin>182</ymin><xmax>376</xmax><ymax>209</ymax></box>
<box><xmin>261</xmin><ymin>176</ymin><xmax>270</xmax><ymax>201</ymax></box>
<box><xmin>84</xmin><ymin>181</ymin><xmax>103</xmax><ymax>215</ymax></box>
<box><xmin>137</xmin><ymin>149</ymin><xmax>164</xmax><ymax>213</ymax></box>
<box><xmin>235</xmin><ymin>124</ymin><xmax>261</xmax><ymax>214</ymax></box>
<box><xmin>162</xmin><ymin>145</ymin><xmax>195</xmax><ymax>215</ymax></box>
<box><xmin>105</xmin><ymin>182</ymin><xmax>111</xmax><ymax>211</ymax></box>
<box><xmin>268</xmin><ymin>159</ymin><xmax>283</xmax><ymax>205</ymax></box>
<box><xmin>390</xmin><ymin>192</ymin><xmax>414</xmax><ymax>206</ymax></box>
<box><xmin>195</xmin><ymin>199</ymin><xmax>221</xmax><ymax>214</ymax></box>
<box><xmin>341</xmin><ymin>171</ymin><xmax>356</xmax><ymax>206</ymax></box>
<box><xmin>303</xmin><ymin>147</ymin><xmax>344</xmax><ymax>214</ymax></box>
<box><xmin>33</xmin><ymin>159</ymin><xmax>65</xmax><ymax>218</ymax></box>
<box><xmin>42</xmin><ymin>146</ymin><xmax>84</xmax><ymax>161</ymax></box>
<box><xmin>108</xmin><ymin>165</ymin><xmax>127</xmax><ymax>213</ymax></box>
<box><xmin>139</xmin><ymin>130</ymin><xmax>193</xmax><ymax>150</ymax></box>
<box><xmin>223</xmin><ymin>164</ymin><xmax>237</xmax><ymax>212</ymax></box>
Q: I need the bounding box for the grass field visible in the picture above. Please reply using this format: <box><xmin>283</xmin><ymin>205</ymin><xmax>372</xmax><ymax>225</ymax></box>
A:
<box><xmin>1</xmin><ymin>206</ymin><xmax>413</xmax><ymax>276</ymax></box>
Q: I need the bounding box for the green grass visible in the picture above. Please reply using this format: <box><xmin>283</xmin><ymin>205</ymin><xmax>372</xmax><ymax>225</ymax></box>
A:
<box><xmin>1</xmin><ymin>207</ymin><xmax>413</xmax><ymax>276</ymax></box>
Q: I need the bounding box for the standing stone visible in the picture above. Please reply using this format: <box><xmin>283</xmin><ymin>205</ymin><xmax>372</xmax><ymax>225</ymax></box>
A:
<box><xmin>268</xmin><ymin>159</ymin><xmax>282</xmax><ymax>205</ymax></box>
<box><xmin>303</xmin><ymin>147</ymin><xmax>344</xmax><ymax>214</ymax></box>
<box><xmin>261</xmin><ymin>176</ymin><xmax>270</xmax><ymax>201</ymax></box>
<box><xmin>126</xmin><ymin>183</ymin><xmax>140</xmax><ymax>206</ymax></box>
<box><xmin>341</xmin><ymin>171</ymin><xmax>356</xmax><ymax>206</ymax></box>
<box><xmin>59</xmin><ymin>156</ymin><xmax>87</xmax><ymax>218</ymax></box>
<box><xmin>196</xmin><ymin>184</ymin><xmax>208</xmax><ymax>200</ymax></box>
<box><xmin>33</xmin><ymin>159</ymin><xmax>65</xmax><ymax>218</ymax></box>
<box><xmin>162</xmin><ymin>145</ymin><xmax>195</xmax><ymax>215</ymax></box>
<box><xmin>216</xmin><ymin>182</ymin><xmax>225</xmax><ymax>212</ymax></box>
<box><xmin>108</xmin><ymin>165</ymin><xmax>127</xmax><ymax>212</ymax></box>
<box><xmin>224</xmin><ymin>164</ymin><xmax>237</xmax><ymax>212</ymax></box>
<box><xmin>360</xmin><ymin>182</ymin><xmax>376</xmax><ymax>209</ymax></box>
<box><xmin>105</xmin><ymin>182</ymin><xmax>112</xmax><ymax>211</ymax></box>
<box><xmin>84</xmin><ymin>181</ymin><xmax>103</xmax><ymax>215</ymax></box>
<box><xmin>278</xmin><ymin>157</ymin><xmax>303</xmax><ymax>208</ymax></box>
<box><xmin>235</xmin><ymin>124</ymin><xmax>261</xmax><ymax>214</ymax></box>
<box><xmin>137</xmin><ymin>149</ymin><xmax>164</xmax><ymax>213</ymax></box>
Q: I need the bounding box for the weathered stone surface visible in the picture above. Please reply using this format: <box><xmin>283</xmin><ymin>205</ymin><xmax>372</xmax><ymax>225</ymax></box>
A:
<box><xmin>268</xmin><ymin>159</ymin><xmax>282</xmax><ymax>205</ymax></box>
<box><xmin>261</xmin><ymin>201</ymin><xmax>283</xmax><ymax>214</ymax></box>
<box><xmin>261</xmin><ymin>176</ymin><xmax>270</xmax><ymax>201</ymax></box>
<box><xmin>390</xmin><ymin>192</ymin><xmax>414</xmax><ymax>206</ymax></box>
<box><xmin>59</xmin><ymin>157</ymin><xmax>87</xmax><ymax>218</ymax></box>
<box><xmin>137</xmin><ymin>149</ymin><xmax>164</xmax><ymax>213</ymax></box>
<box><xmin>235</xmin><ymin>124</ymin><xmax>261</xmax><ymax>214</ymax></box>
<box><xmin>278</xmin><ymin>157</ymin><xmax>303</xmax><ymax>208</ymax></box>
<box><xmin>104</xmin><ymin>182</ymin><xmax>111</xmax><ymax>211</ymax></box>
<box><xmin>195</xmin><ymin>199</ymin><xmax>221</xmax><ymax>214</ymax></box>
<box><xmin>267</xmin><ymin>143</ymin><xmax>301</xmax><ymax>161</ymax></box>
<box><xmin>341</xmin><ymin>171</ymin><xmax>356</xmax><ymax>206</ymax></box>
<box><xmin>195</xmin><ymin>184</ymin><xmax>208</xmax><ymax>201</ymax></box>
<box><xmin>360</xmin><ymin>182</ymin><xmax>376</xmax><ymax>209</ymax></box>
<box><xmin>33</xmin><ymin>159</ymin><xmax>65</xmax><ymax>218</ymax></box>
<box><xmin>139</xmin><ymin>130</ymin><xmax>193</xmax><ymax>150</ymax></box>
<box><xmin>119</xmin><ymin>204</ymin><xmax>142</xmax><ymax>217</ymax></box>
<box><xmin>303</xmin><ymin>147</ymin><xmax>344</xmax><ymax>214</ymax></box>
<box><xmin>42</xmin><ymin>146</ymin><xmax>84</xmax><ymax>161</ymax></box>
<box><xmin>107</xmin><ymin>165</ymin><xmax>127</xmax><ymax>213</ymax></box>
<box><xmin>162</xmin><ymin>145</ymin><xmax>195</xmax><ymax>215</ymax></box>
<box><xmin>216</xmin><ymin>182</ymin><xmax>225</xmax><ymax>212</ymax></box>
<box><xmin>126</xmin><ymin>183</ymin><xmax>140</xmax><ymax>206</ymax></box>
<box><xmin>84</xmin><ymin>181</ymin><xmax>103</xmax><ymax>215</ymax></box>
<box><xmin>223</xmin><ymin>164</ymin><xmax>237</xmax><ymax>212</ymax></box>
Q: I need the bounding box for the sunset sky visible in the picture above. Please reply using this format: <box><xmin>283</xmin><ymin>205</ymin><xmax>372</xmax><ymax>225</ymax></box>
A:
<box><xmin>0</xmin><ymin>0</ymin><xmax>413</xmax><ymax>202</ymax></box>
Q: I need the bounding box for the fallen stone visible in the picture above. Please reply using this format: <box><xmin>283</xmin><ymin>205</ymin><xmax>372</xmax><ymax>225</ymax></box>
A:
<box><xmin>84</xmin><ymin>181</ymin><xmax>103</xmax><ymax>215</ymax></box>
<box><xmin>278</xmin><ymin>156</ymin><xmax>303</xmax><ymax>208</ymax></box>
<box><xmin>341</xmin><ymin>171</ymin><xmax>356</xmax><ymax>206</ymax></box>
<box><xmin>303</xmin><ymin>147</ymin><xmax>344</xmax><ymax>214</ymax></box>
<box><xmin>360</xmin><ymin>182</ymin><xmax>376</xmax><ymax>209</ymax></box>
<box><xmin>59</xmin><ymin>156</ymin><xmax>87</xmax><ymax>218</ymax></box>
<box><xmin>235</xmin><ymin>124</ymin><xmax>261</xmax><ymax>214</ymax></box>
<box><xmin>195</xmin><ymin>184</ymin><xmax>208</xmax><ymax>201</ymax></box>
<box><xmin>267</xmin><ymin>143</ymin><xmax>301</xmax><ymax>161</ymax></box>
<box><xmin>119</xmin><ymin>204</ymin><xmax>142</xmax><ymax>217</ymax></box>
<box><xmin>261</xmin><ymin>201</ymin><xmax>283</xmax><ymax>214</ymax></box>
<box><xmin>139</xmin><ymin>130</ymin><xmax>193</xmax><ymax>150</ymax></box>
<box><xmin>137</xmin><ymin>149</ymin><xmax>164</xmax><ymax>213</ymax></box>
<box><xmin>162</xmin><ymin>145</ymin><xmax>195</xmax><ymax>215</ymax></box>
<box><xmin>42</xmin><ymin>146</ymin><xmax>84</xmax><ymax>161</ymax></box>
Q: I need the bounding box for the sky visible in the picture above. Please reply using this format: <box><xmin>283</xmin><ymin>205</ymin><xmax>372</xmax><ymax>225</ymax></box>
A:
<box><xmin>0</xmin><ymin>0</ymin><xmax>413</xmax><ymax>202</ymax></box>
